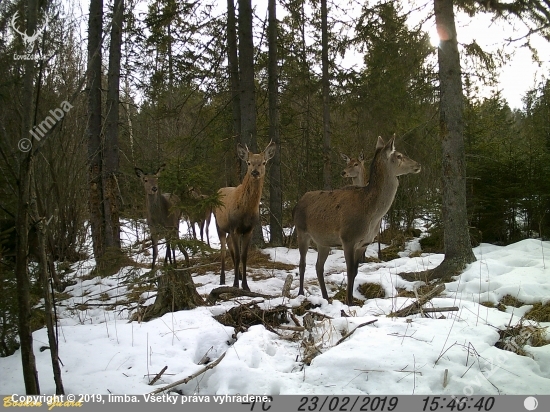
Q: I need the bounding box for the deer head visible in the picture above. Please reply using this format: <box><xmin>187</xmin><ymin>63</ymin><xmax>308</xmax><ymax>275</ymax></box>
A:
<box><xmin>237</xmin><ymin>140</ymin><xmax>276</xmax><ymax>179</ymax></box>
<box><xmin>135</xmin><ymin>164</ymin><xmax>165</xmax><ymax>196</ymax></box>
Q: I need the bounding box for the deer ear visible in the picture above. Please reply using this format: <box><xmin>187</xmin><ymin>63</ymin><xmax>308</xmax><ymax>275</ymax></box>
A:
<box><xmin>135</xmin><ymin>168</ymin><xmax>144</xmax><ymax>178</ymax></box>
<box><xmin>155</xmin><ymin>164</ymin><xmax>166</xmax><ymax>176</ymax></box>
<box><xmin>376</xmin><ymin>136</ymin><xmax>385</xmax><ymax>150</ymax></box>
<box><xmin>386</xmin><ymin>135</ymin><xmax>396</xmax><ymax>151</ymax></box>
<box><xmin>340</xmin><ymin>153</ymin><xmax>350</xmax><ymax>162</ymax></box>
<box><xmin>237</xmin><ymin>143</ymin><xmax>248</xmax><ymax>161</ymax></box>
<box><xmin>264</xmin><ymin>140</ymin><xmax>276</xmax><ymax>161</ymax></box>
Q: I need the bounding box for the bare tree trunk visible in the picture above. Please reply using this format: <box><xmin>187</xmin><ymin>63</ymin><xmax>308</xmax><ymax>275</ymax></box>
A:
<box><xmin>431</xmin><ymin>0</ymin><xmax>476</xmax><ymax>279</ymax></box>
<box><xmin>238</xmin><ymin>0</ymin><xmax>263</xmax><ymax>247</ymax></box>
<box><xmin>268</xmin><ymin>0</ymin><xmax>283</xmax><ymax>246</ymax></box>
<box><xmin>15</xmin><ymin>0</ymin><xmax>40</xmax><ymax>394</ymax></box>
<box><xmin>321</xmin><ymin>0</ymin><xmax>331</xmax><ymax>190</ymax></box>
<box><xmin>102</xmin><ymin>0</ymin><xmax>123</xmax><ymax>264</ymax></box>
<box><xmin>87</xmin><ymin>0</ymin><xmax>105</xmax><ymax>264</ymax></box>
<box><xmin>30</xmin><ymin>174</ymin><xmax>64</xmax><ymax>394</ymax></box>
<box><xmin>227</xmin><ymin>0</ymin><xmax>241</xmax><ymax>186</ymax></box>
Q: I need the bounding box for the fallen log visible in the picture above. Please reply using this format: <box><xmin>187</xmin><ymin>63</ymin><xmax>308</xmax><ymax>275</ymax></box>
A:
<box><xmin>389</xmin><ymin>284</ymin><xmax>446</xmax><ymax>317</ymax></box>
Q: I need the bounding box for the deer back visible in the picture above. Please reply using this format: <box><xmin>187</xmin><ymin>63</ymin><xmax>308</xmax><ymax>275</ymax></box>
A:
<box><xmin>294</xmin><ymin>136</ymin><xmax>420</xmax><ymax>247</ymax></box>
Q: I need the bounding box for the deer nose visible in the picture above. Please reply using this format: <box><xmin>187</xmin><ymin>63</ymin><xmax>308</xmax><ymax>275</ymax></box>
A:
<box><xmin>152</xmin><ymin>187</ymin><xmax>158</xmax><ymax>192</ymax></box>
<box><xmin>341</xmin><ymin>171</ymin><xmax>347</xmax><ymax>177</ymax></box>
<box><xmin>251</xmin><ymin>170</ymin><xmax>260</xmax><ymax>178</ymax></box>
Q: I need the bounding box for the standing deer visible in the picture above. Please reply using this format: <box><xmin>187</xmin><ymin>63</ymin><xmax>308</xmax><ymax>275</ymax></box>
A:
<box><xmin>214</xmin><ymin>141</ymin><xmax>276</xmax><ymax>289</ymax></box>
<box><xmin>135</xmin><ymin>165</ymin><xmax>189</xmax><ymax>269</ymax></box>
<box><xmin>340</xmin><ymin>151</ymin><xmax>366</xmax><ymax>186</ymax></box>
<box><xmin>294</xmin><ymin>136</ymin><xmax>421</xmax><ymax>305</ymax></box>
<box><xmin>187</xmin><ymin>187</ymin><xmax>212</xmax><ymax>247</ymax></box>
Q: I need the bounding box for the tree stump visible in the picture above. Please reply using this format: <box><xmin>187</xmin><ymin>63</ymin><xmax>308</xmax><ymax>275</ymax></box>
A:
<box><xmin>138</xmin><ymin>267</ymin><xmax>205</xmax><ymax>321</ymax></box>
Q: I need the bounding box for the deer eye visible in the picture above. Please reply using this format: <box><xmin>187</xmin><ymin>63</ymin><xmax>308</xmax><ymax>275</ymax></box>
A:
<box><xmin>247</xmin><ymin>161</ymin><xmax>251</xmax><ymax>165</ymax></box>
<box><xmin>354</xmin><ymin>163</ymin><xmax>358</xmax><ymax>166</ymax></box>
<box><xmin>262</xmin><ymin>161</ymin><xmax>266</xmax><ymax>165</ymax></box>
<box><xmin>144</xmin><ymin>179</ymin><xmax>148</xmax><ymax>182</ymax></box>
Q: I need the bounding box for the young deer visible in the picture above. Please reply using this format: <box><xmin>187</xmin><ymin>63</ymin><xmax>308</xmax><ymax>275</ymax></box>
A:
<box><xmin>187</xmin><ymin>187</ymin><xmax>212</xmax><ymax>247</ymax></box>
<box><xmin>135</xmin><ymin>165</ymin><xmax>188</xmax><ymax>269</ymax></box>
<box><xmin>214</xmin><ymin>141</ymin><xmax>276</xmax><ymax>289</ymax></box>
<box><xmin>294</xmin><ymin>136</ymin><xmax>421</xmax><ymax>305</ymax></box>
<box><xmin>340</xmin><ymin>151</ymin><xmax>366</xmax><ymax>186</ymax></box>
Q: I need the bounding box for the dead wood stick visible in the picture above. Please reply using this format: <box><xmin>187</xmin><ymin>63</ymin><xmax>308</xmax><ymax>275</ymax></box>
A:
<box><xmin>276</xmin><ymin>325</ymin><xmax>305</xmax><ymax>332</ymax></box>
<box><xmin>207</xmin><ymin>286</ymin><xmax>274</xmax><ymax>304</ymax></box>
<box><xmin>148</xmin><ymin>366</ymin><xmax>167</xmax><ymax>386</ymax></box>
<box><xmin>421</xmin><ymin>307</ymin><xmax>459</xmax><ymax>313</ymax></box>
<box><xmin>389</xmin><ymin>284</ymin><xmax>445</xmax><ymax>317</ymax></box>
<box><xmin>149</xmin><ymin>351</ymin><xmax>227</xmax><ymax>394</ymax></box>
<box><xmin>335</xmin><ymin>319</ymin><xmax>378</xmax><ymax>346</ymax></box>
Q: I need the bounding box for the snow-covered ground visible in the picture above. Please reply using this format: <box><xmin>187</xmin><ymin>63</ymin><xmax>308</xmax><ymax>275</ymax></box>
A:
<box><xmin>1</xmin><ymin>218</ymin><xmax>549</xmax><ymax>395</ymax></box>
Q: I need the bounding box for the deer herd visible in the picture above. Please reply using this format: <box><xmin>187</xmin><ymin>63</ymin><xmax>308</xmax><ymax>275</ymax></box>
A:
<box><xmin>136</xmin><ymin>136</ymin><xmax>420</xmax><ymax>305</ymax></box>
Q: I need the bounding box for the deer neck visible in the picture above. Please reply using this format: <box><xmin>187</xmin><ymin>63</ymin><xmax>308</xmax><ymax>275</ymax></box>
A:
<box><xmin>238</xmin><ymin>172</ymin><xmax>264</xmax><ymax>207</ymax></box>
<box><xmin>146</xmin><ymin>192</ymin><xmax>166</xmax><ymax>220</ymax></box>
<box><xmin>352</xmin><ymin>173</ymin><xmax>366</xmax><ymax>186</ymax></box>
<box><xmin>366</xmin><ymin>167</ymin><xmax>399</xmax><ymax>215</ymax></box>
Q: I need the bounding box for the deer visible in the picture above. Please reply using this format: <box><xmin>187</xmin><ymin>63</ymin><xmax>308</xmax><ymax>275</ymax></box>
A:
<box><xmin>135</xmin><ymin>164</ymin><xmax>189</xmax><ymax>269</ymax></box>
<box><xmin>340</xmin><ymin>151</ymin><xmax>366</xmax><ymax>186</ymax></box>
<box><xmin>187</xmin><ymin>186</ymin><xmax>213</xmax><ymax>247</ymax></box>
<box><xmin>214</xmin><ymin>141</ymin><xmax>276</xmax><ymax>290</ymax></box>
<box><xmin>293</xmin><ymin>136</ymin><xmax>421</xmax><ymax>305</ymax></box>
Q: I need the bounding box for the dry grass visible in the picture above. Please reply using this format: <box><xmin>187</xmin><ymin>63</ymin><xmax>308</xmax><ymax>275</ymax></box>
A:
<box><xmin>525</xmin><ymin>302</ymin><xmax>550</xmax><ymax>323</ymax></box>
<box><xmin>395</xmin><ymin>284</ymin><xmax>434</xmax><ymax>298</ymax></box>
<box><xmin>357</xmin><ymin>282</ymin><xmax>385</xmax><ymax>299</ymax></box>
<box><xmin>495</xmin><ymin>320</ymin><xmax>549</xmax><ymax>356</ymax></box>
<box><xmin>500</xmin><ymin>294</ymin><xmax>524</xmax><ymax>308</ymax></box>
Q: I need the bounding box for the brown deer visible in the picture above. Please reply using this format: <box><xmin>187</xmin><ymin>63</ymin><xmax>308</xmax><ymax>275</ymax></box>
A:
<box><xmin>294</xmin><ymin>136</ymin><xmax>421</xmax><ymax>305</ymax></box>
<box><xmin>187</xmin><ymin>187</ymin><xmax>212</xmax><ymax>247</ymax></box>
<box><xmin>135</xmin><ymin>165</ymin><xmax>189</xmax><ymax>269</ymax></box>
<box><xmin>214</xmin><ymin>141</ymin><xmax>276</xmax><ymax>289</ymax></box>
<box><xmin>340</xmin><ymin>151</ymin><xmax>366</xmax><ymax>186</ymax></box>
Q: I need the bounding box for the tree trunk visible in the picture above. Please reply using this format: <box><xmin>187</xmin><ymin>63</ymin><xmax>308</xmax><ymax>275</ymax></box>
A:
<box><xmin>321</xmin><ymin>0</ymin><xmax>331</xmax><ymax>190</ymax></box>
<box><xmin>227</xmin><ymin>0</ymin><xmax>241</xmax><ymax>186</ymax></box>
<box><xmin>431</xmin><ymin>0</ymin><xmax>476</xmax><ymax>279</ymax></box>
<box><xmin>15</xmin><ymin>0</ymin><xmax>40</xmax><ymax>394</ymax></box>
<box><xmin>30</xmin><ymin>174</ymin><xmax>64</xmax><ymax>394</ymax></box>
<box><xmin>268</xmin><ymin>0</ymin><xmax>283</xmax><ymax>246</ymax></box>
<box><xmin>238</xmin><ymin>0</ymin><xmax>263</xmax><ymax>247</ymax></box>
<box><xmin>87</xmin><ymin>0</ymin><xmax>105</xmax><ymax>265</ymax></box>
<box><xmin>102</xmin><ymin>0</ymin><xmax>124</xmax><ymax>269</ymax></box>
<box><xmin>137</xmin><ymin>268</ymin><xmax>205</xmax><ymax>322</ymax></box>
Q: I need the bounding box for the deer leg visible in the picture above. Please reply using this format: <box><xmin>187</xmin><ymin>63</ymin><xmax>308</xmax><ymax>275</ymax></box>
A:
<box><xmin>164</xmin><ymin>239</ymin><xmax>171</xmax><ymax>265</ymax></box>
<box><xmin>240</xmin><ymin>231</ymin><xmax>253</xmax><ymax>291</ymax></box>
<box><xmin>297</xmin><ymin>231</ymin><xmax>310</xmax><ymax>296</ymax></box>
<box><xmin>343</xmin><ymin>245</ymin><xmax>360</xmax><ymax>305</ymax></box>
<box><xmin>217</xmin><ymin>228</ymin><xmax>227</xmax><ymax>284</ymax></box>
<box><xmin>205</xmin><ymin>215</ymin><xmax>211</xmax><ymax>247</ymax></box>
<box><xmin>315</xmin><ymin>245</ymin><xmax>331</xmax><ymax>300</ymax></box>
<box><xmin>151</xmin><ymin>234</ymin><xmax>158</xmax><ymax>270</ymax></box>
<box><xmin>229</xmin><ymin>233</ymin><xmax>241</xmax><ymax>288</ymax></box>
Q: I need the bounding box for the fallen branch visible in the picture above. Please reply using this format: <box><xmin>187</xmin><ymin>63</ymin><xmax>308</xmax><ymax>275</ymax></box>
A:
<box><xmin>149</xmin><ymin>351</ymin><xmax>227</xmax><ymax>394</ymax></box>
<box><xmin>207</xmin><ymin>286</ymin><xmax>274</xmax><ymax>304</ymax></box>
<box><xmin>148</xmin><ymin>366</ymin><xmax>167</xmax><ymax>386</ymax></box>
<box><xmin>335</xmin><ymin>319</ymin><xmax>378</xmax><ymax>346</ymax></box>
<box><xmin>389</xmin><ymin>284</ymin><xmax>445</xmax><ymax>317</ymax></box>
<box><xmin>276</xmin><ymin>325</ymin><xmax>305</xmax><ymax>332</ymax></box>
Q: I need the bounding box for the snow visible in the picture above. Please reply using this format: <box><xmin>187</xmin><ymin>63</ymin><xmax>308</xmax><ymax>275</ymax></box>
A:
<box><xmin>1</xmin><ymin>218</ymin><xmax>549</xmax><ymax>396</ymax></box>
